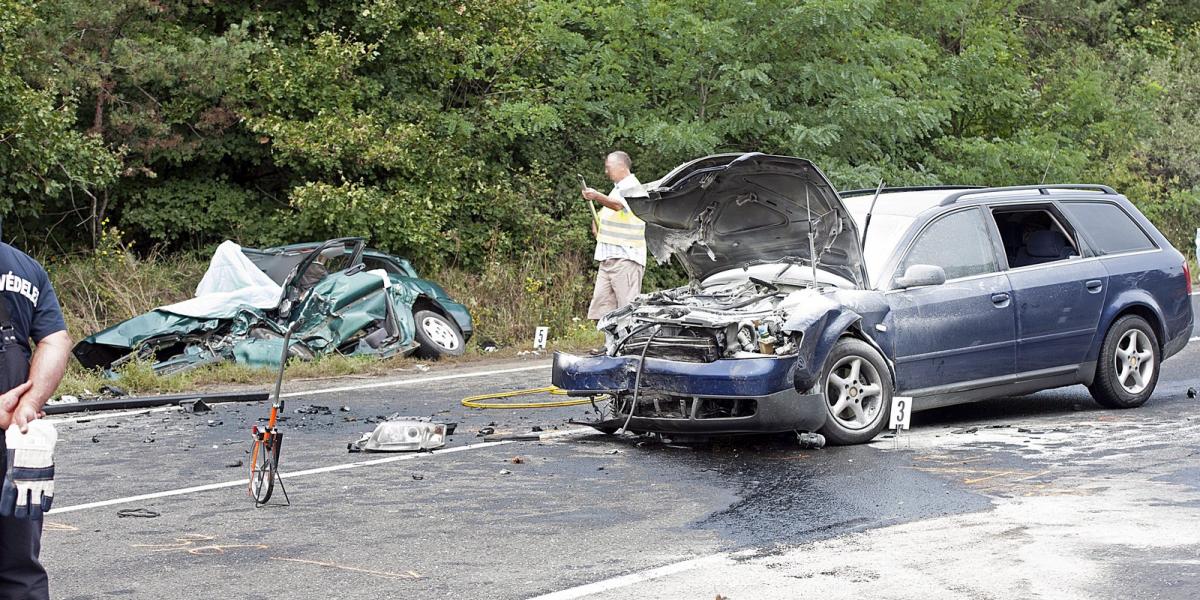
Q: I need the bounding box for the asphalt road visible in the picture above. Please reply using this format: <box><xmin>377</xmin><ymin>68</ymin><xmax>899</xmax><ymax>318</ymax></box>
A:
<box><xmin>37</xmin><ymin>306</ymin><xmax>1200</xmax><ymax>600</ymax></box>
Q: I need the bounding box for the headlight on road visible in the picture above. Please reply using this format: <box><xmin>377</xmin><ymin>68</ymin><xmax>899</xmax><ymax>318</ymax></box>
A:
<box><xmin>348</xmin><ymin>419</ymin><xmax>448</xmax><ymax>452</ymax></box>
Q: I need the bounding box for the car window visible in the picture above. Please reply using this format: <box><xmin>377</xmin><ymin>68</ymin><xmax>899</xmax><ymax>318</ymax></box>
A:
<box><xmin>363</xmin><ymin>256</ymin><xmax>405</xmax><ymax>276</ymax></box>
<box><xmin>290</xmin><ymin>241</ymin><xmax>362</xmax><ymax>292</ymax></box>
<box><xmin>1061</xmin><ymin>202</ymin><xmax>1156</xmax><ymax>255</ymax></box>
<box><xmin>990</xmin><ymin>207</ymin><xmax>1081</xmax><ymax>268</ymax></box>
<box><xmin>897</xmin><ymin>209</ymin><xmax>999</xmax><ymax>281</ymax></box>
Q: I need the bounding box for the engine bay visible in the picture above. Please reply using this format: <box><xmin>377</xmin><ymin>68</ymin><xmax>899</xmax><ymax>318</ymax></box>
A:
<box><xmin>598</xmin><ymin>278</ymin><xmax>816</xmax><ymax>362</ymax></box>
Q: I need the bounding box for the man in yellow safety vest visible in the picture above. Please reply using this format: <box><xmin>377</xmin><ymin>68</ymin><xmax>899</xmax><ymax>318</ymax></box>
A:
<box><xmin>581</xmin><ymin>151</ymin><xmax>647</xmax><ymax>320</ymax></box>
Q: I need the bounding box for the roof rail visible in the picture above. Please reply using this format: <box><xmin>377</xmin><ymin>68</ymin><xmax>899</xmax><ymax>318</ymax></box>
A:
<box><xmin>938</xmin><ymin>184</ymin><xmax>1117</xmax><ymax>206</ymax></box>
<box><xmin>839</xmin><ymin>185</ymin><xmax>983</xmax><ymax>198</ymax></box>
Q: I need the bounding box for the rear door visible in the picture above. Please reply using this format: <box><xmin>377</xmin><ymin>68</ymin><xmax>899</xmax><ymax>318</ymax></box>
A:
<box><xmin>987</xmin><ymin>203</ymin><xmax>1108</xmax><ymax>374</ymax></box>
<box><xmin>886</xmin><ymin>207</ymin><xmax>1017</xmax><ymax>394</ymax></box>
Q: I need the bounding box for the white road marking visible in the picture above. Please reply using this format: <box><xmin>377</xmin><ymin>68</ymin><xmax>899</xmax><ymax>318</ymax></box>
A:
<box><xmin>525</xmin><ymin>550</ymin><xmax>751</xmax><ymax>600</ymax></box>
<box><xmin>278</xmin><ymin>363</ymin><xmax>553</xmax><ymax>399</ymax></box>
<box><xmin>49</xmin><ymin>427</ymin><xmax>594</xmax><ymax>515</ymax></box>
<box><xmin>48</xmin><ymin>406</ymin><xmax>181</xmax><ymax>424</ymax></box>
<box><xmin>1191</xmin><ymin>336</ymin><xmax>1199</xmax><ymax>342</ymax></box>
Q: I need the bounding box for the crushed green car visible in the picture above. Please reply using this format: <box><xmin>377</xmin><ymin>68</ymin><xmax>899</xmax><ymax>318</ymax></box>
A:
<box><xmin>73</xmin><ymin>238</ymin><xmax>473</xmax><ymax>375</ymax></box>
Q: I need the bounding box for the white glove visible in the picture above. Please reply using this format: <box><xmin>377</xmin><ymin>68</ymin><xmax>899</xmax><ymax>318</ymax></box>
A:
<box><xmin>2</xmin><ymin>420</ymin><xmax>57</xmax><ymax>519</ymax></box>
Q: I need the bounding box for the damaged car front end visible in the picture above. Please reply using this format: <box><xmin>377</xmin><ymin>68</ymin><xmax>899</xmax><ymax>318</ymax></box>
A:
<box><xmin>554</xmin><ymin>153</ymin><xmax>889</xmax><ymax>440</ymax></box>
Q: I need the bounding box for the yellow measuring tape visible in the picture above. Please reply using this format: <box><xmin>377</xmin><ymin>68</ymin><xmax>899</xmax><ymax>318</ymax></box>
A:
<box><xmin>461</xmin><ymin>386</ymin><xmax>607</xmax><ymax>409</ymax></box>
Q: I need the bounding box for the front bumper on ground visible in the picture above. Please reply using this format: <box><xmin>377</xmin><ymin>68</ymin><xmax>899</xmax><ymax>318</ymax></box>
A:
<box><xmin>551</xmin><ymin>351</ymin><xmax>827</xmax><ymax>434</ymax></box>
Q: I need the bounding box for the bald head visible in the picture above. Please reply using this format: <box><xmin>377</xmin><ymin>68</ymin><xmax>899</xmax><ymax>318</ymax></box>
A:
<box><xmin>604</xmin><ymin>151</ymin><xmax>632</xmax><ymax>182</ymax></box>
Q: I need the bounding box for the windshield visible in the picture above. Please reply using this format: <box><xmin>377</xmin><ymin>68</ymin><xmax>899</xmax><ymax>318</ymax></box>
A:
<box><xmin>855</xmin><ymin>214</ymin><xmax>913</xmax><ymax>285</ymax></box>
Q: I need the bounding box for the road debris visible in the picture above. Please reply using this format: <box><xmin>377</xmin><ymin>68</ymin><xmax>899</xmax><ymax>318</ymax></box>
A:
<box><xmin>225</xmin><ymin>460</ymin><xmax>244</xmax><ymax>468</ymax></box>
<box><xmin>796</xmin><ymin>432</ymin><xmax>825</xmax><ymax>449</ymax></box>
<box><xmin>180</xmin><ymin>399</ymin><xmax>212</xmax><ymax>414</ymax></box>
<box><xmin>347</xmin><ymin>418</ymin><xmax>448</xmax><ymax>452</ymax></box>
<box><xmin>1188</xmin><ymin>387</ymin><xmax>1197</xmax><ymax>399</ymax></box>
<box><xmin>99</xmin><ymin>384</ymin><xmax>128</xmax><ymax>397</ymax></box>
<box><xmin>483</xmin><ymin>433</ymin><xmax>540</xmax><ymax>442</ymax></box>
<box><xmin>509</xmin><ymin>456</ymin><xmax>525</xmax><ymax>464</ymax></box>
<box><xmin>45</xmin><ymin>391</ymin><xmax>268</xmax><ymax>416</ymax></box>
<box><xmin>296</xmin><ymin>405</ymin><xmax>332</xmax><ymax>415</ymax></box>
<box><xmin>117</xmin><ymin>508</ymin><xmax>161</xmax><ymax>518</ymax></box>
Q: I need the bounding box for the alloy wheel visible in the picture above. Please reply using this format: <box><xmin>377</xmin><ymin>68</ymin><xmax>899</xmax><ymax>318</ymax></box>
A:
<box><xmin>825</xmin><ymin>355</ymin><xmax>884</xmax><ymax>430</ymax></box>
<box><xmin>1114</xmin><ymin>329</ymin><xmax>1155</xmax><ymax>395</ymax></box>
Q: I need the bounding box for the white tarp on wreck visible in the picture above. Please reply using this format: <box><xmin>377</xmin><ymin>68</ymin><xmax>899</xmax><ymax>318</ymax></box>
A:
<box><xmin>160</xmin><ymin>240</ymin><xmax>283</xmax><ymax>318</ymax></box>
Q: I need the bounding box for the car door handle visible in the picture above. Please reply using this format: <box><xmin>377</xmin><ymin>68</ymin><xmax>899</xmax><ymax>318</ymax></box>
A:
<box><xmin>991</xmin><ymin>293</ymin><xmax>1011</xmax><ymax>307</ymax></box>
<box><xmin>1085</xmin><ymin>279</ymin><xmax>1103</xmax><ymax>293</ymax></box>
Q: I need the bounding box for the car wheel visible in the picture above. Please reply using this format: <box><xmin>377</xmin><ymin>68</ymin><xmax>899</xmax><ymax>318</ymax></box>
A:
<box><xmin>414</xmin><ymin>310</ymin><xmax>466</xmax><ymax>358</ymax></box>
<box><xmin>817</xmin><ymin>337</ymin><xmax>893</xmax><ymax>446</ymax></box>
<box><xmin>1089</xmin><ymin>315</ymin><xmax>1159</xmax><ymax>409</ymax></box>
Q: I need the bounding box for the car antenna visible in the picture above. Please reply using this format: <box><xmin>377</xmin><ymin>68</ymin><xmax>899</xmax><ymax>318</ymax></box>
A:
<box><xmin>806</xmin><ymin>185</ymin><xmax>818</xmax><ymax>289</ymax></box>
<box><xmin>1040</xmin><ymin>145</ymin><xmax>1058</xmax><ymax>184</ymax></box>
<box><xmin>860</xmin><ymin>178</ymin><xmax>885</xmax><ymax>251</ymax></box>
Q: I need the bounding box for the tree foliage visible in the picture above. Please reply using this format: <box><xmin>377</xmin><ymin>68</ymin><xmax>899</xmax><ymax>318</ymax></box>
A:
<box><xmin>2</xmin><ymin>0</ymin><xmax>1199</xmax><ymax>264</ymax></box>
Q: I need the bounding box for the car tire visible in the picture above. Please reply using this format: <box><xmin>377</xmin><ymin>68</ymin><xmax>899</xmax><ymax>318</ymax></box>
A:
<box><xmin>1089</xmin><ymin>315</ymin><xmax>1160</xmax><ymax>409</ymax></box>
<box><xmin>817</xmin><ymin>337</ymin><xmax>893</xmax><ymax>446</ymax></box>
<box><xmin>414</xmin><ymin>310</ymin><xmax>466</xmax><ymax>358</ymax></box>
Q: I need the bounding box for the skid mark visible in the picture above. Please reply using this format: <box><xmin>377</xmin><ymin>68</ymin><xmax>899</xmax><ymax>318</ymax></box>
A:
<box><xmin>269</xmin><ymin>557</ymin><xmax>422</xmax><ymax>580</ymax></box>
<box><xmin>133</xmin><ymin>534</ymin><xmax>269</xmax><ymax>555</ymax></box>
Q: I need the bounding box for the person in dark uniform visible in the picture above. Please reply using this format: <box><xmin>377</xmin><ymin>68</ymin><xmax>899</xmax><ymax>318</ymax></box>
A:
<box><xmin>0</xmin><ymin>238</ymin><xmax>71</xmax><ymax>600</ymax></box>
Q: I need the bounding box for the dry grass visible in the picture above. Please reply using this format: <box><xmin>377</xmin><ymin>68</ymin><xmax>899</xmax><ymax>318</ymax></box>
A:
<box><xmin>430</xmin><ymin>249</ymin><xmax>600</xmax><ymax>348</ymax></box>
<box><xmin>45</xmin><ymin>251</ymin><xmax>208</xmax><ymax>342</ymax></box>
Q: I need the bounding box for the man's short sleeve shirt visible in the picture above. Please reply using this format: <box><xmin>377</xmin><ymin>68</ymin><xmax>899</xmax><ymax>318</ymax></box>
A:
<box><xmin>0</xmin><ymin>243</ymin><xmax>67</xmax><ymax>351</ymax></box>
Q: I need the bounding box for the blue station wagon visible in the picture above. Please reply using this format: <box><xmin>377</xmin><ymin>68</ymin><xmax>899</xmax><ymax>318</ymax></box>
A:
<box><xmin>553</xmin><ymin>153</ymin><xmax>1194</xmax><ymax>444</ymax></box>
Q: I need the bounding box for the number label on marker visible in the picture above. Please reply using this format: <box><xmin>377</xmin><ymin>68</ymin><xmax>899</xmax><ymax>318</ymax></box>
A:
<box><xmin>889</xmin><ymin>396</ymin><xmax>912</xmax><ymax>430</ymax></box>
<box><xmin>533</xmin><ymin>326</ymin><xmax>549</xmax><ymax>350</ymax></box>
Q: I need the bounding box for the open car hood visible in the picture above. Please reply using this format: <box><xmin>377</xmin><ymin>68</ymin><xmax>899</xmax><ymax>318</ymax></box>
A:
<box><xmin>627</xmin><ymin>153</ymin><xmax>867</xmax><ymax>288</ymax></box>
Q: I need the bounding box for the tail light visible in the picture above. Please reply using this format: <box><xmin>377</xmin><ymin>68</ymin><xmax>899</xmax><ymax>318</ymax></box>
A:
<box><xmin>1186</xmin><ymin>261</ymin><xmax>1193</xmax><ymax>296</ymax></box>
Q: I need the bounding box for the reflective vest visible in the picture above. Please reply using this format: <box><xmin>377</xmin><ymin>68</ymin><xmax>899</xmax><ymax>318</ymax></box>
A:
<box><xmin>596</xmin><ymin>206</ymin><xmax>646</xmax><ymax>249</ymax></box>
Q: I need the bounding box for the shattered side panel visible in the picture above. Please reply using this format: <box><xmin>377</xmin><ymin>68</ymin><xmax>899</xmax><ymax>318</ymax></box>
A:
<box><xmin>244</xmin><ymin>272</ymin><xmax>420</xmax><ymax>368</ymax></box>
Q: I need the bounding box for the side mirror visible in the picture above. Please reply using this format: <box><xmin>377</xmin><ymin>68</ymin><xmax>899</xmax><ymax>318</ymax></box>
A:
<box><xmin>894</xmin><ymin>264</ymin><xmax>947</xmax><ymax>289</ymax></box>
